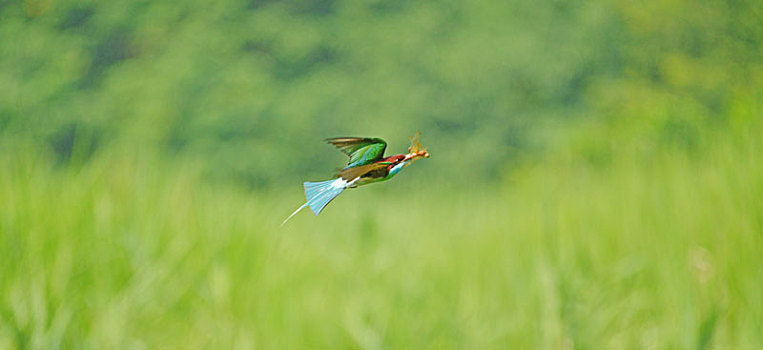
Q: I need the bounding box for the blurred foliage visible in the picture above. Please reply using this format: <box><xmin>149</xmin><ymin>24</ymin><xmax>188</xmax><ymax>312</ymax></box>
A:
<box><xmin>0</xmin><ymin>112</ymin><xmax>760</xmax><ymax>348</ymax></box>
<box><xmin>1</xmin><ymin>0</ymin><xmax>763</xmax><ymax>348</ymax></box>
<box><xmin>1</xmin><ymin>0</ymin><xmax>761</xmax><ymax>187</ymax></box>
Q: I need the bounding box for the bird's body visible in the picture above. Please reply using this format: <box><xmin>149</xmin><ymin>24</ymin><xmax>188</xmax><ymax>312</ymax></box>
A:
<box><xmin>282</xmin><ymin>136</ymin><xmax>429</xmax><ymax>224</ymax></box>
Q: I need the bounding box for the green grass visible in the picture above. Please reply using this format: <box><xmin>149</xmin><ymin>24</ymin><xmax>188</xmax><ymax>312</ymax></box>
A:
<box><xmin>0</xmin><ymin>126</ymin><xmax>761</xmax><ymax>349</ymax></box>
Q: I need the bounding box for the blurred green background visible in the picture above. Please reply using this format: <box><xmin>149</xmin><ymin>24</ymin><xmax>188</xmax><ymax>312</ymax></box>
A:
<box><xmin>1</xmin><ymin>0</ymin><xmax>762</xmax><ymax>348</ymax></box>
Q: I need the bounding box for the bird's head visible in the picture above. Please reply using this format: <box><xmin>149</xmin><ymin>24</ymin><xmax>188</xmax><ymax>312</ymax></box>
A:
<box><xmin>383</xmin><ymin>154</ymin><xmax>407</xmax><ymax>166</ymax></box>
<box><xmin>382</xmin><ymin>154</ymin><xmax>408</xmax><ymax>177</ymax></box>
<box><xmin>389</xmin><ymin>154</ymin><xmax>407</xmax><ymax>162</ymax></box>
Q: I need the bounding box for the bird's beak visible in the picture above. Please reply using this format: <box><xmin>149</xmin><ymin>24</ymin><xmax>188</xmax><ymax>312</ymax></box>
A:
<box><xmin>403</xmin><ymin>150</ymin><xmax>430</xmax><ymax>162</ymax></box>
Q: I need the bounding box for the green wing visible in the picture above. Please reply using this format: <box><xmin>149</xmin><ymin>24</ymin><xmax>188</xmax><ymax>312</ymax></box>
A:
<box><xmin>325</xmin><ymin>137</ymin><xmax>387</xmax><ymax>168</ymax></box>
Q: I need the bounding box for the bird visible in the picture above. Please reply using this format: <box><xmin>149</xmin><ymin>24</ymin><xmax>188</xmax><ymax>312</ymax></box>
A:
<box><xmin>282</xmin><ymin>134</ymin><xmax>430</xmax><ymax>225</ymax></box>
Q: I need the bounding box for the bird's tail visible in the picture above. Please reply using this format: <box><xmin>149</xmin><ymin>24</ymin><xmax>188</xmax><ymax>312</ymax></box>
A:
<box><xmin>282</xmin><ymin>178</ymin><xmax>346</xmax><ymax>225</ymax></box>
<box><xmin>304</xmin><ymin>179</ymin><xmax>346</xmax><ymax>214</ymax></box>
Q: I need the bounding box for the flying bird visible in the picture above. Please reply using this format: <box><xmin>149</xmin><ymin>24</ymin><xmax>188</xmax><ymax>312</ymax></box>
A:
<box><xmin>282</xmin><ymin>133</ymin><xmax>430</xmax><ymax>225</ymax></box>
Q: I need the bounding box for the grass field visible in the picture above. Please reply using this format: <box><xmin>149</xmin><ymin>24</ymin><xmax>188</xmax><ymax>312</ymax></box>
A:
<box><xmin>2</xmin><ymin>0</ymin><xmax>762</xmax><ymax>347</ymax></box>
<box><xmin>0</xmin><ymin>122</ymin><xmax>761</xmax><ymax>349</ymax></box>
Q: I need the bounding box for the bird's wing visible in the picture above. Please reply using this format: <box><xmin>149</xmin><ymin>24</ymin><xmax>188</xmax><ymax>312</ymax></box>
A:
<box><xmin>337</xmin><ymin>163</ymin><xmax>388</xmax><ymax>181</ymax></box>
<box><xmin>325</xmin><ymin>137</ymin><xmax>387</xmax><ymax>167</ymax></box>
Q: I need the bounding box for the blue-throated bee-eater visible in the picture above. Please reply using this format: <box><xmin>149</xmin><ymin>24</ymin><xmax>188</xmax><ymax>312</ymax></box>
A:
<box><xmin>282</xmin><ymin>133</ymin><xmax>430</xmax><ymax>224</ymax></box>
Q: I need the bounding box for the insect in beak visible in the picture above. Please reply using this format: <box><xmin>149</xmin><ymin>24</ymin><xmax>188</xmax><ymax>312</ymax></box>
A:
<box><xmin>404</xmin><ymin>131</ymin><xmax>430</xmax><ymax>163</ymax></box>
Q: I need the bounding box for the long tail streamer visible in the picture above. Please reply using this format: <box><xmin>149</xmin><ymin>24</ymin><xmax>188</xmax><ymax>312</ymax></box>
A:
<box><xmin>282</xmin><ymin>179</ymin><xmax>345</xmax><ymax>225</ymax></box>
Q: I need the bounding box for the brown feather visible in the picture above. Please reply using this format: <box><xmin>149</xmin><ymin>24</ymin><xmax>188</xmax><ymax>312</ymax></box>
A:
<box><xmin>337</xmin><ymin>163</ymin><xmax>389</xmax><ymax>181</ymax></box>
<box><xmin>325</xmin><ymin>138</ymin><xmax>371</xmax><ymax>155</ymax></box>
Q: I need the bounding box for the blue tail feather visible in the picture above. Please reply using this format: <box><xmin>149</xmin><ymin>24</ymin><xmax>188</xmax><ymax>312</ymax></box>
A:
<box><xmin>304</xmin><ymin>179</ymin><xmax>345</xmax><ymax>215</ymax></box>
<box><xmin>281</xmin><ymin>179</ymin><xmax>346</xmax><ymax>225</ymax></box>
